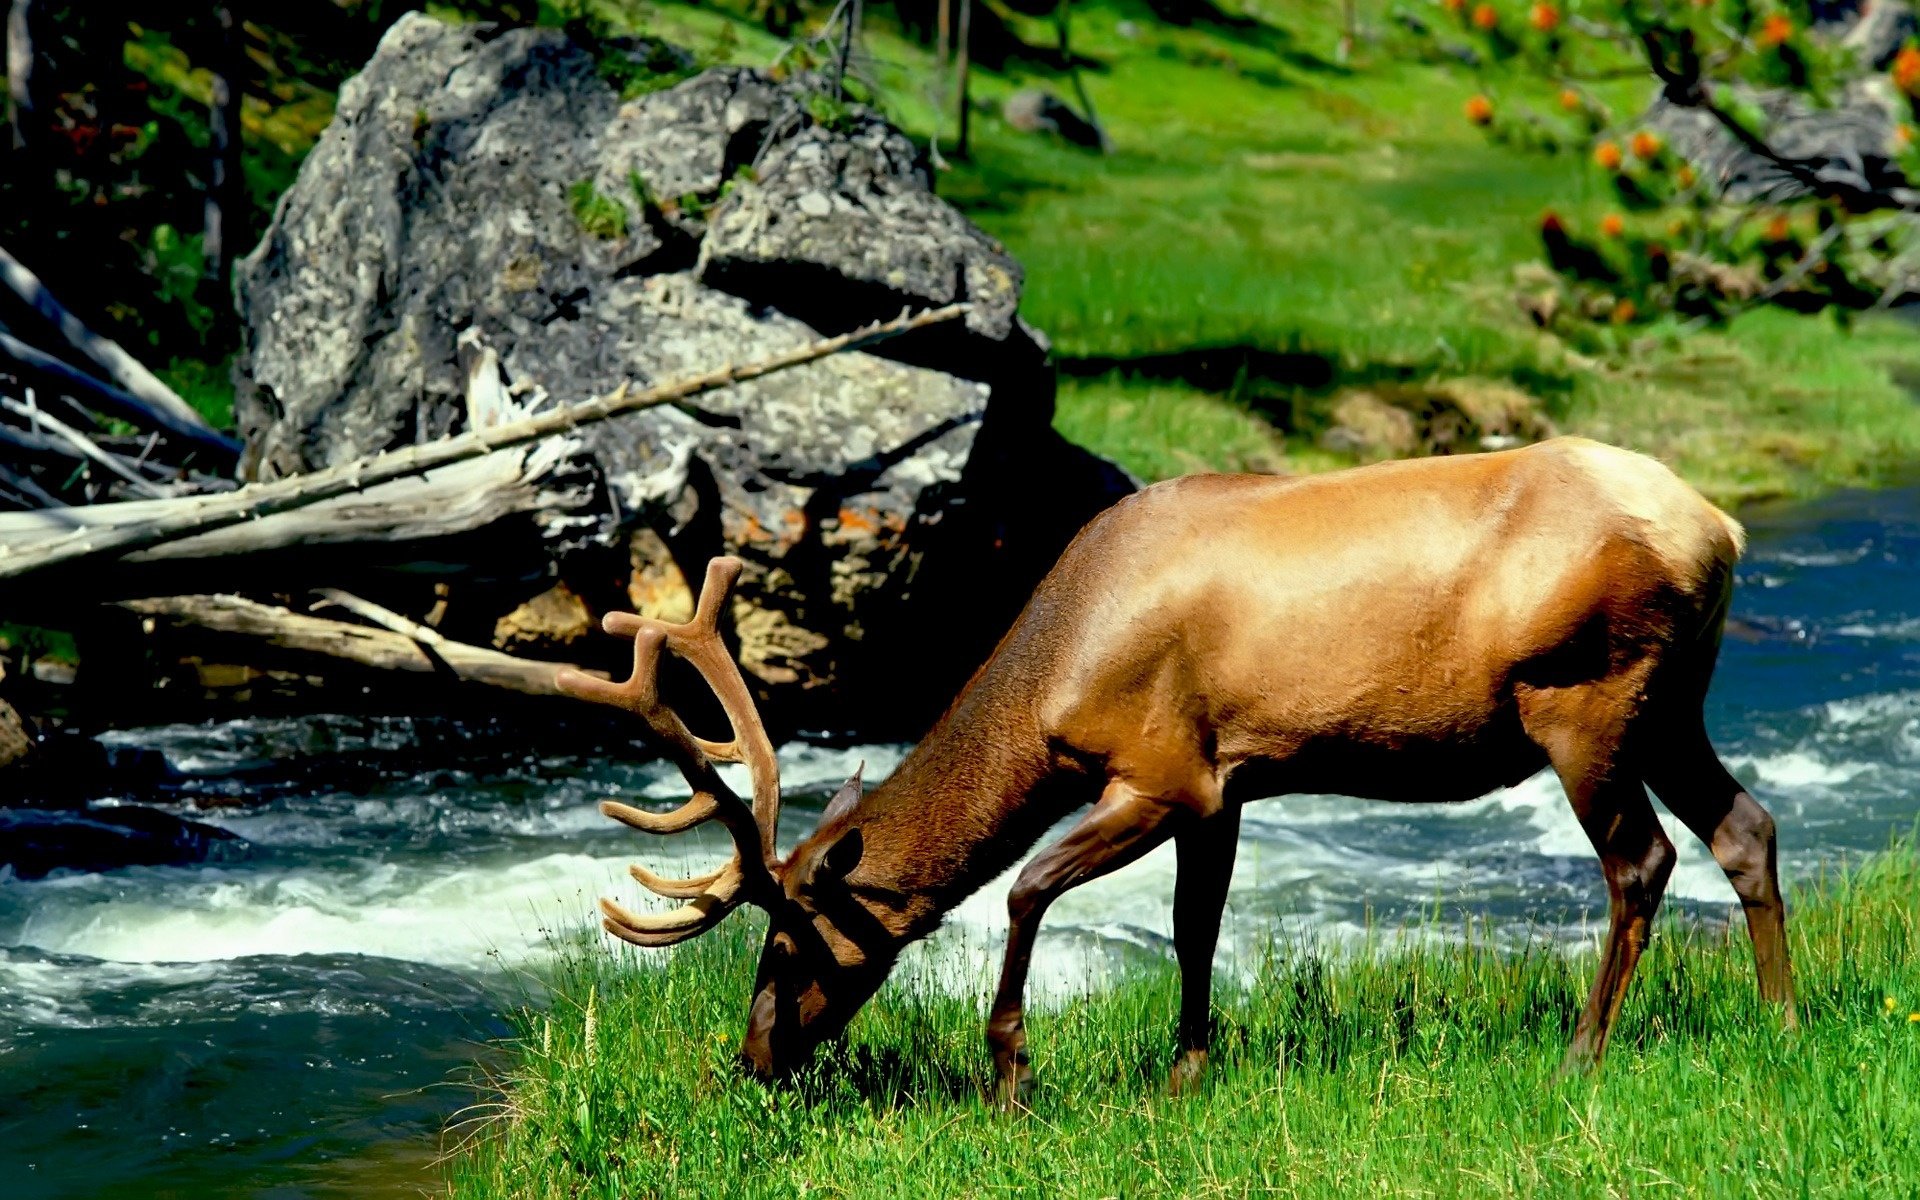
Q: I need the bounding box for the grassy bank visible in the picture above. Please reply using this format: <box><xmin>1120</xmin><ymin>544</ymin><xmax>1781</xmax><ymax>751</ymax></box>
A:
<box><xmin>610</xmin><ymin>0</ymin><xmax>1920</xmax><ymax>505</ymax></box>
<box><xmin>448</xmin><ymin>838</ymin><xmax>1920</xmax><ymax>1198</ymax></box>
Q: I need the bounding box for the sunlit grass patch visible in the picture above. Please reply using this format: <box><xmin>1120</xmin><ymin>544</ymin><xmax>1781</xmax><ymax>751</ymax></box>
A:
<box><xmin>448</xmin><ymin>836</ymin><xmax>1920</xmax><ymax>1199</ymax></box>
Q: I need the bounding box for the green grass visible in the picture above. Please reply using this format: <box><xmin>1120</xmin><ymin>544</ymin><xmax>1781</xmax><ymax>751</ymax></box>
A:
<box><xmin>782</xmin><ymin>0</ymin><xmax>1920</xmax><ymax>505</ymax></box>
<box><xmin>448</xmin><ymin>838</ymin><xmax>1920</xmax><ymax>1198</ymax></box>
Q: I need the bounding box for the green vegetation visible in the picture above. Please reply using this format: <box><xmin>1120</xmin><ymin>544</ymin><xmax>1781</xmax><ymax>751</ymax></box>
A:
<box><xmin>449</xmin><ymin>836</ymin><xmax>1920</xmax><ymax>1198</ymax></box>
<box><xmin>12</xmin><ymin>0</ymin><xmax>1920</xmax><ymax>498</ymax></box>
<box><xmin>583</xmin><ymin>0</ymin><xmax>1920</xmax><ymax>505</ymax></box>
<box><xmin>568</xmin><ymin>178</ymin><xmax>633</xmax><ymax>240</ymax></box>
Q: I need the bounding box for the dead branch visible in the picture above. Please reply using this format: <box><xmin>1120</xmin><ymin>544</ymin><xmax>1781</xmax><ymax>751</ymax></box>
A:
<box><xmin>0</xmin><ymin>301</ymin><xmax>969</xmax><ymax>587</ymax></box>
<box><xmin>0</xmin><ymin>243</ymin><xmax>235</xmax><ymax>448</ymax></box>
<box><xmin>0</xmin><ymin>328</ymin><xmax>241</xmax><ymax>458</ymax></box>
<box><xmin>0</xmin><ymin>442</ymin><xmax>588</xmax><ymax>574</ymax></box>
<box><xmin>123</xmin><ymin>593</ymin><xmax>606</xmax><ymax>699</ymax></box>
<box><xmin>0</xmin><ymin>395</ymin><xmax>170</xmax><ymax>498</ymax></box>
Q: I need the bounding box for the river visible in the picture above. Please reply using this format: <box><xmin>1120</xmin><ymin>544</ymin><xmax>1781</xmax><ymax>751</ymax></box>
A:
<box><xmin>3</xmin><ymin>484</ymin><xmax>1917</xmax><ymax>1197</ymax></box>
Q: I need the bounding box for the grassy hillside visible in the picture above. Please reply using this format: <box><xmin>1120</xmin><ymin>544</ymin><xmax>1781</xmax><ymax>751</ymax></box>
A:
<box><xmin>447</xmin><ymin>837</ymin><xmax>1920</xmax><ymax>1198</ymax></box>
<box><xmin>30</xmin><ymin>0</ymin><xmax>1920</xmax><ymax>503</ymax></box>
<box><xmin>615</xmin><ymin>0</ymin><xmax>1920</xmax><ymax>504</ymax></box>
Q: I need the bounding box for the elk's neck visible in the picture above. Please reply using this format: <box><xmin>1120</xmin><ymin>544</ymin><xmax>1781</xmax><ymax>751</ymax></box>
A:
<box><xmin>843</xmin><ymin>665</ymin><xmax>1082</xmax><ymax>944</ymax></box>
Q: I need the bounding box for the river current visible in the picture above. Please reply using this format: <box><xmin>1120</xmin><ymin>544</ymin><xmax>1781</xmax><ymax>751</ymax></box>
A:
<box><xmin>3</xmin><ymin>485</ymin><xmax>1918</xmax><ymax>1197</ymax></box>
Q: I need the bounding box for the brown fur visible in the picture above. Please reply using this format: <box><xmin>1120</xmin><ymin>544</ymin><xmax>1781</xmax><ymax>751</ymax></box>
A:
<box><xmin>590</xmin><ymin>438</ymin><xmax>1796</xmax><ymax>1104</ymax></box>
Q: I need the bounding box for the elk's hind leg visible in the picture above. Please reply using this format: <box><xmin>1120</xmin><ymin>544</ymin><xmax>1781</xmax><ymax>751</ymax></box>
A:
<box><xmin>1643</xmin><ymin>719</ymin><xmax>1796</xmax><ymax>1024</ymax></box>
<box><xmin>987</xmin><ymin>776</ymin><xmax>1193</xmax><ymax>1110</ymax></box>
<box><xmin>1521</xmin><ymin>681</ymin><xmax>1678</xmax><ymax>1073</ymax></box>
<box><xmin>1169</xmin><ymin>804</ymin><xmax>1241</xmax><ymax>1095</ymax></box>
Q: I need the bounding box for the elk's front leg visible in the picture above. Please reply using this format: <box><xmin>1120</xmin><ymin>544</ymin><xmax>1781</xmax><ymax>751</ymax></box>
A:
<box><xmin>987</xmin><ymin>778</ymin><xmax>1184</xmax><ymax>1111</ymax></box>
<box><xmin>1169</xmin><ymin>804</ymin><xmax>1240</xmax><ymax>1095</ymax></box>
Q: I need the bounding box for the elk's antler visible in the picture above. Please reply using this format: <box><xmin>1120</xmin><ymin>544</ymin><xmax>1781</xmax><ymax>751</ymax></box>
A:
<box><xmin>555</xmin><ymin>557</ymin><xmax>782</xmax><ymax>947</ymax></box>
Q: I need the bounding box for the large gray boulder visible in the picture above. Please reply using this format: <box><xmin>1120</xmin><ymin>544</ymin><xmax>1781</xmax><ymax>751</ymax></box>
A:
<box><xmin>235</xmin><ymin>15</ymin><xmax>1130</xmax><ymax>735</ymax></box>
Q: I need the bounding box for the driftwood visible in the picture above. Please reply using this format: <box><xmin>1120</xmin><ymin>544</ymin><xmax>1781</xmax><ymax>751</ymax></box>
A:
<box><xmin>123</xmin><ymin>592</ymin><xmax>605</xmax><ymax>699</ymax></box>
<box><xmin>0</xmin><ymin>442</ymin><xmax>587</xmax><ymax>574</ymax></box>
<box><xmin>0</xmin><ymin>302</ymin><xmax>968</xmax><ymax>588</ymax></box>
<box><xmin>0</xmin><ymin>243</ymin><xmax>231</xmax><ymax>447</ymax></box>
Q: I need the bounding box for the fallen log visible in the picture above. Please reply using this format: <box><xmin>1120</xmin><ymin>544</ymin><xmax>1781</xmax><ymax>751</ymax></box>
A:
<box><xmin>122</xmin><ymin>593</ymin><xmax>606</xmax><ymax>699</ymax></box>
<box><xmin>0</xmin><ymin>440</ymin><xmax>589</xmax><ymax>575</ymax></box>
<box><xmin>0</xmin><ymin>242</ymin><xmax>229</xmax><ymax>445</ymax></box>
<box><xmin>0</xmin><ymin>302</ymin><xmax>967</xmax><ymax>589</ymax></box>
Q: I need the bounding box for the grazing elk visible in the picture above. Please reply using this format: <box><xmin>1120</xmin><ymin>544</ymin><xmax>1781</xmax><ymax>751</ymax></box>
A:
<box><xmin>557</xmin><ymin>437</ymin><xmax>1795</xmax><ymax>1107</ymax></box>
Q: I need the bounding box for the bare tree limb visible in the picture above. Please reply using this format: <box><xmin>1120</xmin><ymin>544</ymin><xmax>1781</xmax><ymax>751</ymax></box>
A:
<box><xmin>0</xmin><ymin>442</ymin><xmax>587</xmax><ymax>575</ymax></box>
<box><xmin>202</xmin><ymin>6</ymin><xmax>245</xmax><ymax>290</ymax></box>
<box><xmin>123</xmin><ymin>593</ymin><xmax>607</xmax><ymax>699</ymax></box>
<box><xmin>0</xmin><ymin>243</ymin><xmax>235</xmax><ymax>448</ymax></box>
<box><xmin>0</xmin><ymin>302</ymin><xmax>969</xmax><ymax>586</ymax></box>
<box><xmin>0</xmin><ymin>330</ymin><xmax>241</xmax><ymax>458</ymax></box>
<box><xmin>310</xmin><ymin>588</ymin><xmax>454</xmax><ymax>646</ymax></box>
<box><xmin>0</xmin><ymin>396</ymin><xmax>170</xmax><ymax>498</ymax></box>
<box><xmin>5</xmin><ymin>0</ymin><xmax>36</xmax><ymax>154</ymax></box>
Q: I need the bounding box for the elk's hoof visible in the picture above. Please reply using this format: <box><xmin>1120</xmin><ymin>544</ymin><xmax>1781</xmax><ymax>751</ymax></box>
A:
<box><xmin>1167</xmin><ymin>1049</ymin><xmax>1209</xmax><ymax>1096</ymax></box>
<box><xmin>992</xmin><ymin>1066</ymin><xmax>1035</xmax><ymax>1113</ymax></box>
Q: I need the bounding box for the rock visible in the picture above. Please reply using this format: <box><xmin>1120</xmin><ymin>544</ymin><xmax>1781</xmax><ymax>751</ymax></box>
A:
<box><xmin>1320</xmin><ymin>382</ymin><xmax>1555</xmax><ymax>459</ymax></box>
<box><xmin>1320</xmin><ymin>393</ymin><xmax>1418</xmax><ymax>458</ymax></box>
<box><xmin>492</xmin><ymin>581</ymin><xmax>594</xmax><ymax>654</ymax></box>
<box><xmin>0</xmin><ymin>696</ymin><xmax>33</xmax><ymax>771</ymax></box>
<box><xmin>0</xmin><ymin>805</ymin><xmax>248</xmax><ymax>880</ymax></box>
<box><xmin>1645</xmin><ymin>81</ymin><xmax>1905</xmax><ymax>207</ymax></box>
<box><xmin>234</xmin><ymin>15</ymin><xmax>1133</xmax><ymax>735</ymax></box>
<box><xmin>1002</xmin><ymin>89</ymin><xmax>1106</xmax><ymax>150</ymax></box>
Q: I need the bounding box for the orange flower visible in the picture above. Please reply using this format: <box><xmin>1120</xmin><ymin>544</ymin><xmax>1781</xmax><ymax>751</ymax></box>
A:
<box><xmin>1472</xmin><ymin>2</ymin><xmax>1499</xmax><ymax>30</ymax></box>
<box><xmin>1559</xmin><ymin>88</ymin><xmax>1582</xmax><ymax>111</ymax></box>
<box><xmin>1631</xmin><ymin>131</ymin><xmax>1662</xmax><ymax>160</ymax></box>
<box><xmin>1676</xmin><ymin>163</ymin><xmax>1697</xmax><ymax>187</ymax></box>
<box><xmin>1464</xmin><ymin>94</ymin><xmax>1495</xmax><ymax>126</ymax></box>
<box><xmin>1444</xmin><ymin>0</ymin><xmax>1467</xmax><ymax>13</ymax></box>
<box><xmin>1895</xmin><ymin>46</ymin><xmax>1920</xmax><ymax>94</ymax></box>
<box><xmin>1611</xmin><ymin>298</ymin><xmax>1638</xmax><ymax>324</ymax></box>
<box><xmin>1530</xmin><ymin>3</ymin><xmax>1560</xmax><ymax>32</ymax></box>
<box><xmin>1756</xmin><ymin>13</ymin><xmax>1793</xmax><ymax>48</ymax></box>
<box><xmin>1594</xmin><ymin>140</ymin><xmax>1623</xmax><ymax>170</ymax></box>
<box><xmin>1765</xmin><ymin>214</ymin><xmax>1792</xmax><ymax>240</ymax></box>
<box><xmin>1899</xmin><ymin>124</ymin><xmax>1916</xmax><ymax>147</ymax></box>
<box><xmin>1600</xmin><ymin>213</ymin><xmax>1626</xmax><ymax>238</ymax></box>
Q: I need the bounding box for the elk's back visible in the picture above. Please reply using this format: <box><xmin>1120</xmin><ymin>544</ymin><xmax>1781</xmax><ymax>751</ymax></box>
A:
<box><xmin>1015</xmin><ymin>438</ymin><xmax>1741</xmax><ymax>802</ymax></box>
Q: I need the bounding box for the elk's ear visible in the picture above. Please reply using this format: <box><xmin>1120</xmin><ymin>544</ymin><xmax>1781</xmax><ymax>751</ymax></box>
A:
<box><xmin>821</xmin><ymin>762</ymin><xmax>864</xmax><ymax>824</ymax></box>
<box><xmin>818</xmin><ymin>827</ymin><xmax>864</xmax><ymax>882</ymax></box>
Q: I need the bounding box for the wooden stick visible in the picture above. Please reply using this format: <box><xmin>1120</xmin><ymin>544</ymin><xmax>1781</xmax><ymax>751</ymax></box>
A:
<box><xmin>0</xmin><ymin>461</ymin><xmax>57</xmax><ymax>507</ymax></box>
<box><xmin>0</xmin><ymin>243</ymin><xmax>226</xmax><ymax>439</ymax></box>
<box><xmin>956</xmin><ymin>0</ymin><xmax>973</xmax><ymax>159</ymax></box>
<box><xmin>0</xmin><ymin>396</ymin><xmax>169</xmax><ymax>498</ymax></box>
<box><xmin>0</xmin><ymin>302</ymin><xmax>968</xmax><ymax>586</ymax></box>
<box><xmin>0</xmin><ymin>328</ymin><xmax>241</xmax><ymax>456</ymax></box>
<box><xmin>6</xmin><ymin>1</ymin><xmax>38</xmax><ymax>155</ymax></box>
<box><xmin>124</xmin><ymin>593</ymin><xmax>607</xmax><ymax>699</ymax></box>
<box><xmin>310</xmin><ymin>588</ymin><xmax>451</xmax><ymax>647</ymax></box>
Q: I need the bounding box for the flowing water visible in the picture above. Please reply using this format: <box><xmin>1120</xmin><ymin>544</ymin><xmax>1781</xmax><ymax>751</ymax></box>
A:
<box><xmin>4</xmin><ymin>485</ymin><xmax>1919</xmax><ymax>1198</ymax></box>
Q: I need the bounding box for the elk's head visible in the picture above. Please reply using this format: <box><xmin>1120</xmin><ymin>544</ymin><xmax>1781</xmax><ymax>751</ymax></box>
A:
<box><xmin>555</xmin><ymin>557</ymin><xmax>895</xmax><ymax>1078</ymax></box>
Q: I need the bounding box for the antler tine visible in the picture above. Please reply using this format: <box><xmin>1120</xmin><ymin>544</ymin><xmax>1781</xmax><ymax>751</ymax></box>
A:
<box><xmin>656</xmin><ymin>558</ymin><xmax>782</xmax><ymax>863</ymax></box>
<box><xmin>599</xmin><ymin>895</ymin><xmax>732</xmax><ymax>948</ymax></box>
<box><xmin>555</xmin><ymin>555</ymin><xmax>784</xmax><ymax>943</ymax></box>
